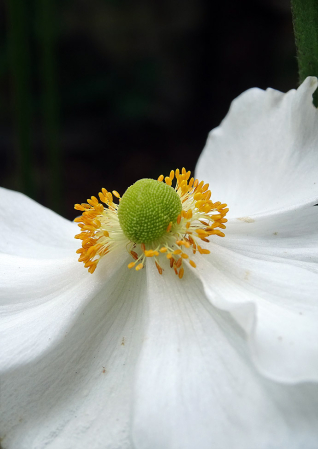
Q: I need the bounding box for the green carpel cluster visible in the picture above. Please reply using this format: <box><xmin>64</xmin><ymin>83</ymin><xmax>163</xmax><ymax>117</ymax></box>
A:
<box><xmin>118</xmin><ymin>178</ymin><xmax>182</xmax><ymax>243</ymax></box>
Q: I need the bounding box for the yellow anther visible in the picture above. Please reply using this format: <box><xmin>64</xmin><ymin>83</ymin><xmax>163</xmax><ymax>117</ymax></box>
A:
<box><xmin>75</xmin><ymin>204</ymin><xmax>85</xmax><ymax>211</ymax></box>
<box><xmin>195</xmin><ymin>200</ymin><xmax>205</xmax><ymax>209</ymax></box>
<box><xmin>202</xmin><ymin>183</ymin><xmax>209</xmax><ymax>192</ymax></box>
<box><xmin>197</xmin><ymin>180</ymin><xmax>204</xmax><ymax>190</ymax></box>
<box><xmin>145</xmin><ymin>250</ymin><xmax>155</xmax><ymax>257</ymax></box>
<box><xmin>198</xmin><ymin>246</ymin><xmax>210</xmax><ymax>255</ymax></box>
<box><xmin>195</xmin><ymin>229</ymin><xmax>209</xmax><ymax>237</ymax></box>
<box><xmin>212</xmin><ymin>230</ymin><xmax>225</xmax><ymax>237</ymax></box>
<box><xmin>202</xmin><ymin>204</ymin><xmax>212</xmax><ymax>213</ymax></box>
<box><xmin>82</xmin><ymin>225</ymin><xmax>96</xmax><ymax>232</ymax></box>
<box><xmin>88</xmin><ymin>264</ymin><xmax>97</xmax><ymax>274</ymax></box>
<box><xmin>98</xmin><ymin>193</ymin><xmax>107</xmax><ymax>202</ymax></box>
<box><xmin>165</xmin><ymin>176</ymin><xmax>172</xmax><ymax>186</ymax></box>
<box><xmin>75</xmin><ymin>167</ymin><xmax>228</xmax><ymax>279</ymax></box>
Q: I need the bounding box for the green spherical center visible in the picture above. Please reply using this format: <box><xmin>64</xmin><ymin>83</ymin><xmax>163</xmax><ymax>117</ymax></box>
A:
<box><xmin>118</xmin><ymin>178</ymin><xmax>182</xmax><ymax>243</ymax></box>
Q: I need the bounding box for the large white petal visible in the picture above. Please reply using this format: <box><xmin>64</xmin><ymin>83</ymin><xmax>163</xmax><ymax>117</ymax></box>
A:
<box><xmin>0</xmin><ymin>187</ymin><xmax>78</xmax><ymax>258</ymax></box>
<box><xmin>132</xmin><ymin>265</ymin><xmax>318</xmax><ymax>449</ymax></box>
<box><xmin>195</xmin><ymin>237</ymin><xmax>318</xmax><ymax>383</ymax></box>
<box><xmin>0</xmin><ymin>250</ymin><xmax>128</xmax><ymax>372</ymax></box>
<box><xmin>0</xmin><ymin>267</ymin><xmax>147</xmax><ymax>449</ymax></box>
<box><xmin>196</xmin><ymin>77</ymin><xmax>318</xmax><ymax>218</ymax></box>
<box><xmin>221</xmin><ymin>203</ymin><xmax>318</xmax><ymax>268</ymax></box>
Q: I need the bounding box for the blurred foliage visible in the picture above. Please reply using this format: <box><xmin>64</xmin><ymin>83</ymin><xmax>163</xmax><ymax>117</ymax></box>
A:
<box><xmin>1</xmin><ymin>0</ymin><xmax>298</xmax><ymax>218</ymax></box>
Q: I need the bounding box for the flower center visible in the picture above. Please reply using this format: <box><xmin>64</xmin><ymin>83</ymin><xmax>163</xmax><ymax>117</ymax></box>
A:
<box><xmin>74</xmin><ymin>168</ymin><xmax>229</xmax><ymax>278</ymax></box>
<box><xmin>118</xmin><ymin>179</ymin><xmax>182</xmax><ymax>243</ymax></box>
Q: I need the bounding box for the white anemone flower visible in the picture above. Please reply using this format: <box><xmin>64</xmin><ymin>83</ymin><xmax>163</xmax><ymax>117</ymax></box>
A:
<box><xmin>1</xmin><ymin>77</ymin><xmax>318</xmax><ymax>449</ymax></box>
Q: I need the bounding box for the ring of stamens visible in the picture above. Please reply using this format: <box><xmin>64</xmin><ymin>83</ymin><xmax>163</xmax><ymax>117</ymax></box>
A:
<box><xmin>74</xmin><ymin>168</ymin><xmax>228</xmax><ymax>278</ymax></box>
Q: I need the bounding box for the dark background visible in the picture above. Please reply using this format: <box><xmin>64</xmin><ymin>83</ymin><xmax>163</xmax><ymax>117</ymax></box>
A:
<box><xmin>1</xmin><ymin>0</ymin><xmax>297</xmax><ymax>219</ymax></box>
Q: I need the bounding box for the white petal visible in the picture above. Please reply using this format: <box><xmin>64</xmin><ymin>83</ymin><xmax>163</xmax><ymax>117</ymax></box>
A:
<box><xmin>0</xmin><ymin>187</ymin><xmax>78</xmax><ymax>258</ymax></box>
<box><xmin>195</xmin><ymin>238</ymin><xmax>318</xmax><ymax>382</ymax></box>
<box><xmin>221</xmin><ymin>203</ymin><xmax>318</xmax><ymax>267</ymax></box>
<box><xmin>0</xmin><ymin>250</ymin><xmax>128</xmax><ymax>372</ymax></box>
<box><xmin>196</xmin><ymin>77</ymin><xmax>318</xmax><ymax>218</ymax></box>
<box><xmin>1</xmin><ymin>267</ymin><xmax>147</xmax><ymax>449</ymax></box>
<box><xmin>132</xmin><ymin>265</ymin><xmax>318</xmax><ymax>449</ymax></box>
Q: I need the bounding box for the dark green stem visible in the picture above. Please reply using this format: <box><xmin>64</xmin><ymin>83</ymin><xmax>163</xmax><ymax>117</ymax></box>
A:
<box><xmin>37</xmin><ymin>0</ymin><xmax>61</xmax><ymax>213</ymax></box>
<box><xmin>291</xmin><ymin>0</ymin><xmax>318</xmax><ymax>105</ymax></box>
<box><xmin>6</xmin><ymin>0</ymin><xmax>35</xmax><ymax>197</ymax></box>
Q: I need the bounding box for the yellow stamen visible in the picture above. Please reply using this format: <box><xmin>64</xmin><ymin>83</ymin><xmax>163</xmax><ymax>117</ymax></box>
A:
<box><xmin>74</xmin><ymin>167</ymin><xmax>228</xmax><ymax>279</ymax></box>
<box><xmin>198</xmin><ymin>246</ymin><xmax>210</xmax><ymax>255</ymax></box>
<box><xmin>165</xmin><ymin>176</ymin><xmax>172</xmax><ymax>186</ymax></box>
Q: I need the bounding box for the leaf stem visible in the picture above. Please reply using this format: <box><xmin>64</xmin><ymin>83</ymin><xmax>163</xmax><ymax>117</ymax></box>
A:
<box><xmin>291</xmin><ymin>0</ymin><xmax>318</xmax><ymax>105</ymax></box>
